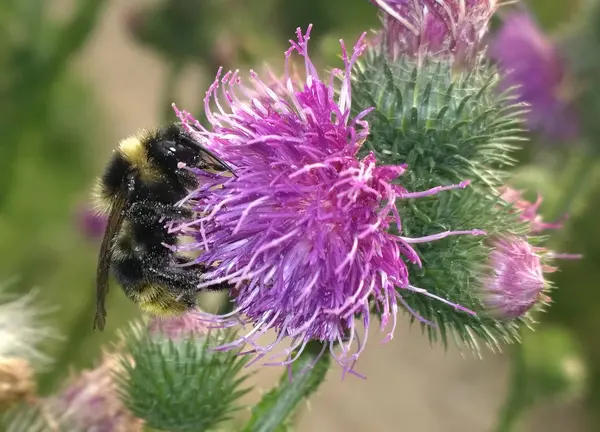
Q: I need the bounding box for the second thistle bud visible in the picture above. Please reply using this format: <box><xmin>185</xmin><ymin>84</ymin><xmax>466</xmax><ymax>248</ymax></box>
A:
<box><xmin>482</xmin><ymin>236</ymin><xmax>548</xmax><ymax>320</ymax></box>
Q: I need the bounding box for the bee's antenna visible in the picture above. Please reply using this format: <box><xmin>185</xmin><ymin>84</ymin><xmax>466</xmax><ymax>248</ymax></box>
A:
<box><xmin>198</xmin><ymin>146</ymin><xmax>238</xmax><ymax>178</ymax></box>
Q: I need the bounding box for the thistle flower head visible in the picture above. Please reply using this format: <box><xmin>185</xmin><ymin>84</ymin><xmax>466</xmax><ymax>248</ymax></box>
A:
<box><xmin>170</xmin><ymin>26</ymin><xmax>484</xmax><ymax>374</ymax></box>
<box><xmin>489</xmin><ymin>11</ymin><xmax>579</xmax><ymax>141</ymax></box>
<box><xmin>49</xmin><ymin>353</ymin><xmax>143</xmax><ymax>432</ymax></box>
<box><xmin>482</xmin><ymin>236</ymin><xmax>548</xmax><ymax>320</ymax></box>
<box><xmin>369</xmin><ymin>0</ymin><xmax>499</xmax><ymax>66</ymax></box>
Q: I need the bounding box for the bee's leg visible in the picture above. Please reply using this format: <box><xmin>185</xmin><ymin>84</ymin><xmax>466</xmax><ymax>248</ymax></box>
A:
<box><xmin>175</xmin><ymin>258</ymin><xmax>233</xmax><ymax>292</ymax></box>
<box><xmin>127</xmin><ymin>201</ymin><xmax>193</xmax><ymax>223</ymax></box>
<box><xmin>146</xmin><ymin>261</ymin><xmax>231</xmax><ymax>294</ymax></box>
<box><xmin>146</xmin><ymin>263</ymin><xmax>199</xmax><ymax>291</ymax></box>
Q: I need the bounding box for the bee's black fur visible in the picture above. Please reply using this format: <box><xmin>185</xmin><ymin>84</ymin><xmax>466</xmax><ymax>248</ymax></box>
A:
<box><xmin>94</xmin><ymin>124</ymin><xmax>232</xmax><ymax>329</ymax></box>
<box><xmin>100</xmin><ymin>150</ymin><xmax>131</xmax><ymax>199</ymax></box>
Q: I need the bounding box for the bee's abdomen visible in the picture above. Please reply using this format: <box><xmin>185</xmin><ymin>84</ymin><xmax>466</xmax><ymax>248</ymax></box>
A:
<box><xmin>111</xmin><ymin>254</ymin><xmax>145</xmax><ymax>292</ymax></box>
<box><xmin>110</xmin><ymin>223</ymin><xmax>148</xmax><ymax>290</ymax></box>
<box><xmin>111</xmin><ymin>252</ymin><xmax>195</xmax><ymax>317</ymax></box>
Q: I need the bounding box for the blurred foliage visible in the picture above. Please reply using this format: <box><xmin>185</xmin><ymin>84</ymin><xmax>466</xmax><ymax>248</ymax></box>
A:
<box><xmin>522</xmin><ymin>326</ymin><xmax>587</xmax><ymax>403</ymax></box>
<box><xmin>0</xmin><ymin>0</ymin><xmax>599</xmax><ymax>430</ymax></box>
<box><xmin>0</xmin><ymin>0</ymin><xmax>148</xmax><ymax>400</ymax></box>
<box><xmin>527</xmin><ymin>0</ymin><xmax>581</xmax><ymax>29</ymax></box>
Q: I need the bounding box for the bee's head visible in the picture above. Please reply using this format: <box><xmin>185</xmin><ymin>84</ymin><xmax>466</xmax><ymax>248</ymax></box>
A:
<box><xmin>147</xmin><ymin>124</ymin><xmax>202</xmax><ymax>169</ymax></box>
<box><xmin>149</xmin><ymin>124</ymin><xmax>233</xmax><ymax>175</ymax></box>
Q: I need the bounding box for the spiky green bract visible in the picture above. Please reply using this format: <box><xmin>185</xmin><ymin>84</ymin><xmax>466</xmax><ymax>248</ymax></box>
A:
<box><xmin>242</xmin><ymin>341</ymin><xmax>331</xmax><ymax>432</ymax></box>
<box><xmin>351</xmin><ymin>50</ymin><xmax>532</xmax><ymax>351</ymax></box>
<box><xmin>115</xmin><ymin>323</ymin><xmax>251</xmax><ymax>432</ymax></box>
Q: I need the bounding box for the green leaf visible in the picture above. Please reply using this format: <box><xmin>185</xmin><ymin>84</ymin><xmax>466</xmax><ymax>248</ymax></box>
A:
<box><xmin>115</xmin><ymin>324</ymin><xmax>251</xmax><ymax>432</ymax></box>
<box><xmin>242</xmin><ymin>341</ymin><xmax>330</xmax><ymax>432</ymax></box>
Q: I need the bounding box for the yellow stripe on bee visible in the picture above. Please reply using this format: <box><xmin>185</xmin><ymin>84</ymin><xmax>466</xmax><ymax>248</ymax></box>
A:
<box><xmin>133</xmin><ymin>285</ymin><xmax>191</xmax><ymax>317</ymax></box>
<box><xmin>118</xmin><ymin>131</ymin><xmax>162</xmax><ymax>182</ymax></box>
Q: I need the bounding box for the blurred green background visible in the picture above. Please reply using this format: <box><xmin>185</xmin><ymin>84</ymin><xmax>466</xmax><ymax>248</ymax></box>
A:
<box><xmin>1</xmin><ymin>0</ymin><xmax>597</xmax><ymax>430</ymax></box>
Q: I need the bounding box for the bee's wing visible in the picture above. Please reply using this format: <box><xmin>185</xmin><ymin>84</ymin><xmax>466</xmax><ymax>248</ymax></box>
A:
<box><xmin>93</xmin><ymin>190</ymin><xmax>128</xmax><ymax>331</ymax></box>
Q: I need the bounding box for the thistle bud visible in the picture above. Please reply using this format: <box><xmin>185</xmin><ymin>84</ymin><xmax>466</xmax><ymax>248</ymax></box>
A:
<box><xmin>48</xmin><ymin>353</ymin><xmax>143</xmax><ymax>432</ymax></box>
<box><xmin>369</xmin><ymin>0</ymin><xmax>499</xmax><ymax>67</ymax></box>
<box><xmin>482</xmin><ymin>236</ymin><xmax>548</xmax><ymax>320</ymax></box>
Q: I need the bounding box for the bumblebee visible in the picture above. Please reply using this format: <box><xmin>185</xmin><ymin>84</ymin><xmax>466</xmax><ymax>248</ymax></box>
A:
<box><xmin>92</xmin><ymin>123</ymin><xmax>234</xmax><ymax>331</ymax></box>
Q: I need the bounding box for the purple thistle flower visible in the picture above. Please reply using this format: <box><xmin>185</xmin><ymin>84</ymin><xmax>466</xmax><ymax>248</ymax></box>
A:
<box><xmin>170</xmin><ymin>26</ymin><xmax>485</xmax><ymax>374</ymax></box>
<box><xmin>483</xmin><ymin>236</ymin><xmax>550</xmax><ymax>320</ymax></box>
<box><xmin>48</xmin><ymin>354</ymin><xmax>143</xmax><ymax>432</ymax></box>
<box><xmin>369</xmin><ymin>0</ymin><xmax>499</xmax><ymax>66</ymax></box>
<box><xmin>489</xmin><ymin>11</ymin><xmax>579</xmax><ymax>141</ymax></box>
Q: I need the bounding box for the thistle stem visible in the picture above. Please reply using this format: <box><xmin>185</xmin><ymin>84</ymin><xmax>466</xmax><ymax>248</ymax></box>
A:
<box><xmin>241</xmin><ymin>341</ymin><xmax>331</xmax><ymax>432</ymax></box>
<box><xmin>494</xmin><ymin>342</ymin><xmax>528</xmax><ymax>432</ymax></box>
